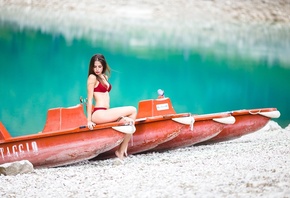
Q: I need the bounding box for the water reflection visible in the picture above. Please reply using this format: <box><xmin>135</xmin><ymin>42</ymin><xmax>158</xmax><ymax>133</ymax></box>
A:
<box><xmin>0</xmin><ymin>22</ymin><xmax>290</xmax><ymax>136</ymax></box>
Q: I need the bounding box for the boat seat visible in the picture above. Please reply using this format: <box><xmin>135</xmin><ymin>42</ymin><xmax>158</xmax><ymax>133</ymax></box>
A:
<box><xmin>136</xmin><ymin>97</ymin><xmax>176</xmax><ymax>118</ymax></box>
<box><xmin>42</xmin><ymin>104</ymin><xmax>87</xmax><ymax>133</ymax></box>
<box><xmin>0</xmin><ymin>121</ymin><xmax>11</xmax><ymax>140</ymax></box>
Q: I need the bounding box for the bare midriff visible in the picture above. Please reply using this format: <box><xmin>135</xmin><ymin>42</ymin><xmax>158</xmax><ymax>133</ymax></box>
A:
<box><xmin>93</xmin><ymin>91</ymin><xmax>110</xmax><ymax>109</ymax></box>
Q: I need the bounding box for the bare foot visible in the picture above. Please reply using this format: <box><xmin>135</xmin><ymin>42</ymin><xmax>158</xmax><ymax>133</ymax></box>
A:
<box><xmin>117</xmin><ymin>116</ymin><xmax>134</xmax><ymax>125</ymax></box>
<box><xmin>115</xmin><ymin>150</ymin><xmax>124</xmax><ymax>161</ymax></box>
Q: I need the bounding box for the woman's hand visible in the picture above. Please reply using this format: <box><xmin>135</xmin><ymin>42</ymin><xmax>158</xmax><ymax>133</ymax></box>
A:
<box><xmin>87</xmin><ymin>121</ymin><xmax>96</xmax><ymax>130</ymax></box>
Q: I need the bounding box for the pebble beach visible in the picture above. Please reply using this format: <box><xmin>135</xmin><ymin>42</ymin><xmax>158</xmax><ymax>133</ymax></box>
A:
<box><xmin>1</xmin><ymin>0</ymin><xmax>290</xmax><ymax>197</ymax></box>
<box><xmin>0</xmin><ymin>121</ymin><xmax>290</xmax><ymax>197</ymax></box>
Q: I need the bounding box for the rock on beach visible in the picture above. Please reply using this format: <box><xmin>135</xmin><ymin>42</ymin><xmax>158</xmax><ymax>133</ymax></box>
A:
<box><xmin>0</xmin><ymin>160</ymin><xmax>34</xmax><ymax>176</ymax></box>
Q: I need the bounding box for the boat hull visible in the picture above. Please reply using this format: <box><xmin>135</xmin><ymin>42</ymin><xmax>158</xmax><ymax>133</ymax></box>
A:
<box><xmin>0</xmin><ymin>126</ymin><xmax>125</xmax><ymax>168</ymax></box>
<box><xmin>200</xmin><ymin>108</ymin><xmax>280</xmax><ymax>144</ymax></box>
<box><xmin>152</xmin><ymin>121</ymin><xmax>223</xmax><ymax>151</ymax></box>
<box><xmin>150</xmin><ymin>113</ymin><xmax>234</xmax><ymax>151</ymax></box>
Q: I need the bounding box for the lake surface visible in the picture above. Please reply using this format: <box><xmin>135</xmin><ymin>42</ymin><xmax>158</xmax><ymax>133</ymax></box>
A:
<box><xmin>1</xmin><ymin>21</ymin><xmax>290</xmax><ymax>136</ymax></box>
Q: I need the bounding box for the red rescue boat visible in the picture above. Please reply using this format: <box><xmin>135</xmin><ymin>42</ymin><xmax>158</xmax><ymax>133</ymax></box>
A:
<box><xmin>1</xmin><ymin>92</ymin><xmax>281</xmax><ymax>167</ymax></box>
<box><xmin>0</xmin><ymin>104</ymin><xmax>135</xmax><ymax>168</ymax></box>
<box><xmin>199</xmin><ymin>108</ymin><xmax>280</xmax><ymax>144</ymax></box>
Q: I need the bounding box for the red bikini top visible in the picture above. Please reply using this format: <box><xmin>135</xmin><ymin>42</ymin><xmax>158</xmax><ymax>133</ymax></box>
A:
<box><xmin>94</xmin><ymin>82</ymin><xmax>112</xmax><ymax>93</ymax></box>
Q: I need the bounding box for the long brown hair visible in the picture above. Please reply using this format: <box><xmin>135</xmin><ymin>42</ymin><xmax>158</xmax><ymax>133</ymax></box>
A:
<box><xmin>88</xmin><ymin>54</ymin><xmax>111</xmax><ymax>83</ymax></box>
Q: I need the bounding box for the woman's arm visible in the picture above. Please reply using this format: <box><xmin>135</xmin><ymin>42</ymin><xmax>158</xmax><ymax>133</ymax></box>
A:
<box><xmin>87</xmin><ymin>75</ymin><xmax>96</xmax><ymax>130</ymax></box>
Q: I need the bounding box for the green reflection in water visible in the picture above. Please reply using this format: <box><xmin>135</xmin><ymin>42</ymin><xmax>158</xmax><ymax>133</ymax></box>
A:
<box><xmin>1</xmin><ymin>22</ymin><xmax>289</xmax><ymax>137</ymax></box>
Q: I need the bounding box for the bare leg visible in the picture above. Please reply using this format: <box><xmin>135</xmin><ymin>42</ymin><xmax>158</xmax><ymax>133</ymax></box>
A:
<box><xmin>91</xmin><ymin>106</ymin><xmax>137</xmax><ymax>160</ymax></box>
<box><xmin>92</xmin><ymin>106</ymin><xmax>137</xmax><ymax>124</ymax></box>
<box><xmin>115</xmin><ymin>117</ymin><xmax>134</xmax><ymax>159</ymax></box>
<box><xmin>115</xmin><ymin>134</ymin><xmax>131</xmax><ymax>160</ymax></box>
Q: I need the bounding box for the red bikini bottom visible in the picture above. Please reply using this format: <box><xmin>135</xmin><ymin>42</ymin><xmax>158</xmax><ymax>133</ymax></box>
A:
<box><xmin>92</xmin><ymin>107</ymin><xmax>107</xmax><ymax>114</ymax></box>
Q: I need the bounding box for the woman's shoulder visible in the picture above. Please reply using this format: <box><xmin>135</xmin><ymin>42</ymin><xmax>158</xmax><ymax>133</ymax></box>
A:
<box><xmin>87</xmin><ymin>74</ymin><xmax>97</xmax><ymax>83</ymax></box>
<box><xmin>88</xmin><ymin>74</ymin><xmax>97</xmax><ymax>79</ymax></box>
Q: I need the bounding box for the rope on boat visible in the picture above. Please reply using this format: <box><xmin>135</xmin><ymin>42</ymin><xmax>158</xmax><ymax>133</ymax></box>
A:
<box><xmin>190</xmin><ymin>116</ymin><xmax>194</xmax><ymax>131</ymax></box>
<box><xmin>249</xmin><ymin>110</ymin><xmax>261</xmax><ymax>115</ymax></box>
<box><xmin>172</xmin><ymin>115</ymin><xmax>195</xmax><ymax>131</ymax></box>
<box><xmin>249</xmin><ymin>109</ymin><xmax>281</xmax><ymax>118</ymax></box>
<box><xmin>258</xmin><ymin>110</ymin><xmax>281</xmax><ymax>118</ymax></box>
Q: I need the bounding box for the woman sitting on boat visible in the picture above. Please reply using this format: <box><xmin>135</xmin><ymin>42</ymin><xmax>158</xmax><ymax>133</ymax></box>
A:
<box><xmin>86</xmin><ymin>54</ymin><xmax>137</xmax><ymax>161</ymax></box>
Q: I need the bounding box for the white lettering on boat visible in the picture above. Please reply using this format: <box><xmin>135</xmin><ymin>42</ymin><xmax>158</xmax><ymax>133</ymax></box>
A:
<box><xmin>0</xmin><ymin>141</ymin><xmax>38</xmax><ymax>160</ymax></box>
<box><xmin>156</xmin><ymin>103</ymin><xmax>169</xmax><ymax>111</ymax></box>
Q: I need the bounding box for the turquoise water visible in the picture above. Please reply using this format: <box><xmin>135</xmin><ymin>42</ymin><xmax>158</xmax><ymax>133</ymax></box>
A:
<box><xmin>1</xmin><ymin>22</ymin><xmax>290</xmax><ymax>137</ymax></box>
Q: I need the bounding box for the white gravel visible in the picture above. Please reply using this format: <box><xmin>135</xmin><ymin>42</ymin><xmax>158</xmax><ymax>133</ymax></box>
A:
<box><xmin>0</xmin><ymin>121</ymin><xmax>289</xmax><ymax>198</ymax></box>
